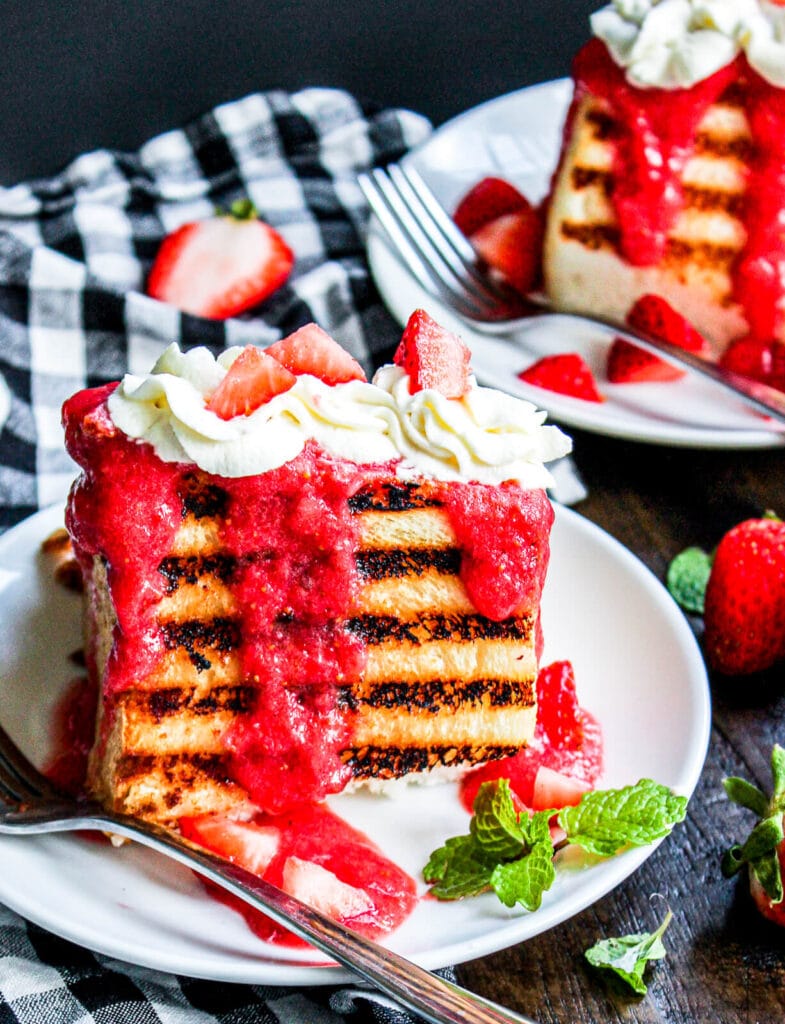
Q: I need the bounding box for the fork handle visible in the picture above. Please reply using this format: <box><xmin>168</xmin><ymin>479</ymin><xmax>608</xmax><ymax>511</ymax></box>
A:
<box><xmin>21</xmin><ymin>808</ymin><xmax>538</xmax><ymax>1024</ymax></box>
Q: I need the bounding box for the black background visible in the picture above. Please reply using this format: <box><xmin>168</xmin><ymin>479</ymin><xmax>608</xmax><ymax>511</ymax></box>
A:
<box><xmin>0</xmin><ymin>0</ymin><xmax>597</xmax><ymax>183</ymax></box>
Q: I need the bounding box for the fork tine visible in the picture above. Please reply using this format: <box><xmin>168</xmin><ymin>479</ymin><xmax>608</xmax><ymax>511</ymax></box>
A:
<box><xmin>0</xmin><ymin>723</ymin><xmax>58</xmax><ymax>804</ymax></box>
<box><xmin>360</xmin><ymin>169</ymin><xmax>496</xmax><ymax>320</ymax></box>
<box><xmin>384</xmin><ymin>165</ymin><xmax>504</xmax><ymax>311</ymax></box>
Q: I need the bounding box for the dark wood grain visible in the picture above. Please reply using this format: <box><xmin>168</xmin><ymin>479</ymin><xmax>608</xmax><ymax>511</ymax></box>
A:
<box><xmin>457</xmin><ymin>428</ymin><xmax>785</xmax><ymax>1024</ymax></box>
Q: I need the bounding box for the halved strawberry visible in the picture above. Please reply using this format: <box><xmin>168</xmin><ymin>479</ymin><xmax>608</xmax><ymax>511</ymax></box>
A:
<box><xmin>266</xmin><ymin>324</ymin><xmax>366</xmax><ymax>384</ymax></box>
<box><xmin>147</xmin><ymin>199</ymin><xmax>294</xmax><ymax>319</ymax></box>
<box><xmin>453</xmin><ymin>176</ymin><xmax>529</xmax><ymax>236</ymax></box>
<box><xmin>531</xmin><ymin>765</ymin><xmax>590</xmax><ymax>811</ymax></box>
<box><xmin>608</xmin><ymin>294</ymin><xmax>710</xmax><ymax>384</ymax></box>
<box><xmin>518</xmin><ymin>352</ymin><xmax>604</xmax><ymax>402</ymax></box>
<box><xmin>393</xmin><ymin>309</ymin><xmax>472</xmax><ymax>398</ymax></box>
<box><xmin>206</xmin><ymin>345</ymin><xmax>296</xmax><ymax>419</ymax></box>
<box><xmin>469</xmin><ymin>207</ymin><xmax>543</xmax><ymax>295</ymax></box>
<box><xmin>180</xmin><ymin>814</ymin><xmax>281</xmax><ymax>875</ymax></box>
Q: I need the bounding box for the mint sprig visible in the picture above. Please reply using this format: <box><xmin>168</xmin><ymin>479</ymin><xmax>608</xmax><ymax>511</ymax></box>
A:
<box><xmin>722</xmin><ymin>743</ymin><xmax>785</xmax><ymax>903</ymax></box>
<box><xmin>424</xmin><ymin>778</ymin><xmax>687</xmax><ymax>911</ymax></box>
<box><xmin>585</xmin><ymin>909</ymin><xmax>672</xmax><ymax>995</ymax></box>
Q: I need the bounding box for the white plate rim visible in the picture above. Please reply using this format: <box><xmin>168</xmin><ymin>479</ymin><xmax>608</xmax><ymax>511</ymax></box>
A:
<box><xmin>0</xmin><ymin>502</ymin><xmax>711</xmax><ymax>985</ymax></box>
<box><xmin>367</xmin><ymin>78</ymin><xmax>785</xmax><ymax>451</ymax></box>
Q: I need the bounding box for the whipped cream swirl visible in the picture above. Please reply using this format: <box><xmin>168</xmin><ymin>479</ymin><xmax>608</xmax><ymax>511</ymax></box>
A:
<box><xmin>591</xmin><ymin>0</ymin><xmax>785</xmax><ymax>89</ymax></box>
<box><xmin>107</xmin><ymin>344</ymin><xmax>571</xmax><ymax>489</ymax></box>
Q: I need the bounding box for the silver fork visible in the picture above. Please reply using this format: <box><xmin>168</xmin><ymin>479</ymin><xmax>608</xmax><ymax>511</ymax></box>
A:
<box><xmin>358</xmin><ymin>163</ymin><xmax>785</xmax><ymax>426</ymax></box>
<box><xmin>0</xmin><ymin>721</ymin><xmax>537</xmax><ymax>1024</ymax></box>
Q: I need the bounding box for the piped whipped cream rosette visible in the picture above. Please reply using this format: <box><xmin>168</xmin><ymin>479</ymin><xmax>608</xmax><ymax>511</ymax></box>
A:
<box><xmin>108</xmin><ymin>342</ymin><xmax>571</xmax><ymax>488</ymax></box>
<box><xmin>591</xmin><ymin>0</ymin><xmax>785</xmax><ymax>88</ymax></box>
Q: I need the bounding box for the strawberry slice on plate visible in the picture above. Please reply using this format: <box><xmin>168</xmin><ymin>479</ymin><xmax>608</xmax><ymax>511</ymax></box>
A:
<box><xmin>180</xmin><ymin>814</ymin><xmax>281</xmax><ymax>874</ymax></box>
<box><xmin>393</xmin><ymin>308</ymin><xmax>472</xmax><ymax>397</ymax></box>
<box><xmin>147</xmin><ymin>199</ymin><xmax>294</xmax><ymax>319</ymax></box>
<box><xmin>518</xmin><ymin>352</ymin><xmax>604</xmax><ymax>402</ymax></box>
<box><xmin>206</xmin><ymin>345</ymin><xmax>296</xmax><ymax>419</ymax></box>
<box><xmin>607</xmin><ymin>294</ymin><xmax>710</xmax><ymax>384</ymax></box>
<box><xmin>266</xmin><ymin>323</ymin><xmax>366</xmax><ymax>384</ymax></box>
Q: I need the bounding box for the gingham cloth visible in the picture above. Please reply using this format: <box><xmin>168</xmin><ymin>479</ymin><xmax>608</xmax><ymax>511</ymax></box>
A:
<box><xmin>0</xmin><ymin>87</ymin><xmax>431</xmax><ymax>534</ymax></box>
<box><xmin>0</xmin><ymin>87</ymin><xmax>460</xmax><ymax>1024</ymax></box>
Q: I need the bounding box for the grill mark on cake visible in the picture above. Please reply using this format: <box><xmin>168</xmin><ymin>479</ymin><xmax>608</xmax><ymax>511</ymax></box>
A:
<box><xmin>560</xmin><ymin>221</ymin><xmax>619</xmax><ymax>251</ymax></box>
<box><xmin>135</xmin><ymin>685</ymin><xmax>257</xmax><ymax>720</ymax></box>
<box><xmin>355</xmin><ymin>547</ymin><xmax>461</xmax><ymax>580</ymax></box>
<box><xmin>337</xmin><ymin>677</ymin><xmax>534</xmax><ymax>713</ymax></box>
<box><xmin>681</xmin><ymin>185</ymin><xmax>745</xmax><ymax>216</ymax></box>
<box><xmin>694</xmin><ymin>133</ymin><xmax>753</xmax><ymax>161</ymax></box>
<box><xmin>585</xmin><ymin>107</ymin><xmax>617</xmax><ymax>140</ymax></box>
<box><xmin>664</xmin><ymin>237</ymin><xmax>740</xmax><ymax>268</ymax></box>
<box><xmin>343</xmin><ymin>744</ymin><xmax>519</xmax><ymax>778</ymax></box>
<box><xmin>158</xmin><ymin>552</ymin><xmax>237</xmax><ymax>592</ymax></box>
<box><xmin>177</xmin><ymin>473</ymin><xmax>230</xmax><ymax>520</ymax></box>
<box><xmin>349</xmin><ymin>480</ymin><xmax>442</xmax><ymax>513</ymax></box>
<box><xmin>160</xmin><ymin>617</ymin><xmax>242</xmax><ymax>671</ymax></box>
<box><xmin>571</xmin><ymin>167</ymin><xmax>613</xmax><ymax>194</ymax></box>
<box><xmin>346</xmin><ymin>613</ymin><xmax>532</xmax><ymax>645</ymax></box>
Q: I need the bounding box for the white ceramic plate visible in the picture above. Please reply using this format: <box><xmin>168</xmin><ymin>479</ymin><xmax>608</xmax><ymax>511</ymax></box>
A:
<box><xmin>367</xmin><ymin>79</ymin><xmax>785</xmax><ymax>450</ymax></box>
<box><xmin>0</xmin><ymin>504</ymin><xmax>710</xmax><ymax>985</ymax></box>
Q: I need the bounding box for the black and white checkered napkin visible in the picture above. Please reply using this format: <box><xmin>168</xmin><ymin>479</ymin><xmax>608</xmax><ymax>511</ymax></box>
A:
<box><xmin>0</xmin><ymin>86</ymin><xmax>453</xmax><ymax>1023</ymax></box>
<box><xmin>0</xmin><ymin>87</ymin><xmax>431</xmax><ymax>535</ymax></box>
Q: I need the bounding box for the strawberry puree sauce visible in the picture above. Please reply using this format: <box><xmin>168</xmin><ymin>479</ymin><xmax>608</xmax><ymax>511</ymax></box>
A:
<box><xmin>572</xmin><ymin>40</ymin><xmax>785</xmax><ymax>339</ymax></box>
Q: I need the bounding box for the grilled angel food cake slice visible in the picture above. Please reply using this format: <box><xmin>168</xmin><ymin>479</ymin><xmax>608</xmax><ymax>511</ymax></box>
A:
<box><xmin>544</xmin><ymin>84</ymin><xmax>751</xmax><ymax>352</ymax></box>
<box><xmin>65</xmin><ymin>316</ymin><xmax>570</xmax><ymax>826</ymax></box>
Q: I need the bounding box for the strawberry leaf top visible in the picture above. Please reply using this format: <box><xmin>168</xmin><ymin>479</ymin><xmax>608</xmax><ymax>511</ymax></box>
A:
<box><xmin>722</xmin><ymin>744</ymin><xmax>785</xmax><ymax>903</ymax></box>
<box><xmin>666</xmin><ymin>546</ymin><xmax>712</xmax><ymax>614</ymax></box>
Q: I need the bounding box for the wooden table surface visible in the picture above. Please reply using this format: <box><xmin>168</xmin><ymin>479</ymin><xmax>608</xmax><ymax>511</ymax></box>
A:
<box><xmin>459</xmin><ymin>429</ymin><xmax>785</xmax><ymax>1024</ymax></box>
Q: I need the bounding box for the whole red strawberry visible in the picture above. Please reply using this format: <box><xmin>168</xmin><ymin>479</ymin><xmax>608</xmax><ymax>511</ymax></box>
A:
<box><xmin>703</xmin><ymin>515</ymin><xmax>785</xmax><ymax>675</ymax></box>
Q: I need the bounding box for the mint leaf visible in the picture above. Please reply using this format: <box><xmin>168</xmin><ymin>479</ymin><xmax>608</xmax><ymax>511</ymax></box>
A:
<box><xmin>559</xmin><ymin>780</ymin><xmax>688</xmax><ymax>857</ymax></box>
<box><xmin>666</xmin><ymin>547</ymin><xmax>712</xmax><ymax>614</ymax></box>
<box><xmin>423</xmin><ymin>834</ymin><xmax>495</xmax><ymax>900</ymax></box>
<box><xmin>490</xmin><ymin>836</ymin><xmax>556</xmax><ymax>911</ymax></box>
<box><xmin>723</xmin><ymin>776</ymin><xmax>769</xmax><ymax>818</ymax></box>
<box><xmin>470</xmin><ymin>779</ymin><xmax>526</xmax><ymax>861</ymax></box>
<box><xmin>585</xmin><ymin>909</ymin><xmax>672</xmax><ymax>996</ymax></box>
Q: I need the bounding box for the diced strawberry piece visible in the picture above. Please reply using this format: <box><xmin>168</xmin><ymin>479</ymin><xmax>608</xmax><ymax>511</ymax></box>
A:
<box><xmin>606</xmin><ymin>338</ymin><xmax>685</xmax><ymax>383</ymax></box>
<box><xmin>536</xmin><ymin>659</ymin><xmax>584</xmax><ymax>750</ymax></box>
<box><xmin>265</xmin><ymin>324</ymin><xmax>366</xmax><ymax>384</ymax></box>
<box><xmin>531</xmin><ymin>766</ymin><xmax>591</xmax><ymax>811</ymax></box>
<box><xmin>147</xmin><ymin>201</ymin><xmax>293</xmax><ymax>319</ymax></box>
<box><xmin>469</xmin><ymin>207</ymin><xmax>543</xmax><ymax>295</ymax></box>
<box><xmin>607</xmin><ymin>294</ymin><xmax>710</xmax><ymax>384</ymax></box>
<box><xmin>281</xmin><ymin>856</ymin><xmax>374</xmax><ymax>919</ymax></box>
<box><xmin>393</xmin><ymin>309</ymin><xmax>472</xmax><ymax>397</ymax></box>
<box><xmin>180</xmin><ymin>814</ymin><xmax>281</xmax><ymax>874</ymax></box>
<box><xmin>206</xmin><ymin>345</ymin><xmax>296</xmax><ymax>419</ymax></box>
<box><xmin>453</xmin><ymin>176</ymin><xmax>529</xmax><ymax>236</ymax></box>
<box><xmin>518</xmin><ymin>352</ymin><xmax>604</xmax><ymax>402</ymax></box>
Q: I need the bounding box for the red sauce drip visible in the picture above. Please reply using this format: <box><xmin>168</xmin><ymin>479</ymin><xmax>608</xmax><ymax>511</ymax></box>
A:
<box><xmin>219</xmin><ymin>443</ymin><xmax>374</xmax><ymax>813</ymax></box>
<box><xmin>440</xmin><ymin>483</ymin><xmax>553</xmax><ymax>621</ymax></box>
<box><xmin>733</xmin><ymin>64</ymin><xmax>785</xmax><ymax>340</ymax></box>
<box><xmin>63</xmin><ymin>385</ymin><xmax>184</xmax><ymax>691</ymax></box>
<box><xmin>573</xmin><ymin>38</ymin><xmax>739</xmax><ymax>267</ymax></box>
<box><xmin>42</xmin><ymin>676</ymin><xmax>97</xmax><ymax>796</ymax></box>
<box><xmin>184</xmin><ymin>803</ymin><xmax>418</xmax><ymax>946</ymax></box>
